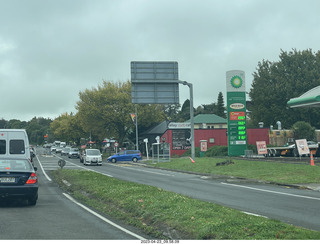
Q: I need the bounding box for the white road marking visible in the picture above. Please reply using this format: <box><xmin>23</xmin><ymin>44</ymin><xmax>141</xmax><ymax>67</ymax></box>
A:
<box><xmin>242</xmin><ymin>211</ymin><xmax>268</xmax><ymax>218</ymax></box>
<box><xmin>63</xmin><ymin>193</ymin><xmax>146</xmax><ymax>240</ymax></box>
<box><xmin>221</xmin><ymin>182</ymin><xmax>320</xmax><ymax>201</ymax></box>
<box><xmin>108</xmin><ymin>163</ymin><xmax>175</xmax><ymax>176</ymax></box>
<box><xmin>36</xmin><ymin>154</ymin><xmax>52</xmax><ymax>182</ymax></box>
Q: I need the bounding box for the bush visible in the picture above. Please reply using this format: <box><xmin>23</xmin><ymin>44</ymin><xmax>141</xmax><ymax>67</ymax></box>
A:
<box><xmin>204</xmin><ymin>146</ymin><xmax>228</xmax><ymax>157</ymax></box>
<box><xmin>182</xmin><ymin>146</ymin><xmax>228</xmax><ymax>157</ymax></box>
<box><xmin>182</xmin><ymin>145</ymin><xmax>257</xmax><ymax>157</ymax></box>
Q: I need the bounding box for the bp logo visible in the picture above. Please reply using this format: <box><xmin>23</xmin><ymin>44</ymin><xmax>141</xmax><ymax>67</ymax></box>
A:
<box><xmin>230</xmin><ymin>75</ymin><xmax>243</xmax><ymax>88</ymax></box>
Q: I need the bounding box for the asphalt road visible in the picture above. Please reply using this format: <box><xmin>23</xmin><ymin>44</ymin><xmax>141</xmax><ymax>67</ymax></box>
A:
<box><xmin>0</xmin><ymin>150</ymin><xmax>150</xmax><ymax>240</ymax></box>
<box><xmin>38</xmin><ymin>147</ymin><xmax>320</xmax><ymax>232</ymax></box>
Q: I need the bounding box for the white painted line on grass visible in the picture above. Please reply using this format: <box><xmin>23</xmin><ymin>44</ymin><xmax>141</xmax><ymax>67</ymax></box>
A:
<box><xmin>63</xmin><ymin>193</ymin><xmax>146</xmax><ymax>240</ymax></box>
<box><xmin>242</xmin><ymin>211</ymin><xmax>268</xmax><ymax>218</ymax></box>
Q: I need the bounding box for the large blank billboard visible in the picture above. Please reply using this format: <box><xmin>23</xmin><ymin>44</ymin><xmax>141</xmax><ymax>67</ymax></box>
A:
<box><xmin>131</xmin><ymin>61</ymin><xmax>179</xmax><ymax>104</ymax></box>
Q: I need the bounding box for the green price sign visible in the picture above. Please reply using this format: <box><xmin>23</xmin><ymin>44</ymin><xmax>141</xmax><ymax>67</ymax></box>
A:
<box><xmin>226</xmin><ymin>70</ymin><xmax>247</xmax><ymax>156</ymax></box>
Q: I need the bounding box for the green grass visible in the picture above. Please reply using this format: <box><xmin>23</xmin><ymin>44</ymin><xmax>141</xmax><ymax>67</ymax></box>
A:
<box><xmin>51</xmin><ymin>169</ymin><xmax>320</xmax><ymax>240</ymax></box>
<box><xmin>150</xmin><ymin>157</ymin><xmax>320</xmax><ymax>184</ymax></box>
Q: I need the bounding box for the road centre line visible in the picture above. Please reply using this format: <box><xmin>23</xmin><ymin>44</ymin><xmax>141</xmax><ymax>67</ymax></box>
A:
<box><xmin>221</xmin><ymin>182</ymin><xmax>320</xmax><ymax>201</ymax></box>
<box><xmin>109</xmin><ymin>163</ymin><xmax>175</xmax><ymax>176</ymax></box>
<box><xmin>63</xmin><ymin>193</ymin><xmax>146</xmax><ymax>240</ymax></box>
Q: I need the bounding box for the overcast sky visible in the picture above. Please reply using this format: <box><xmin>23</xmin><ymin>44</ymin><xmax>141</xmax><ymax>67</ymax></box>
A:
<box><xmin>1</xmin><ymin>0</ymin><xmax>320</xmax><ymax>121</ymax></box>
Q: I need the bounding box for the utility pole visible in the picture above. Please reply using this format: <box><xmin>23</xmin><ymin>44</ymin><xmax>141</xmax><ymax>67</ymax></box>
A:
<box><xmin>179</xmin><ymin>81</ymin><xmax>195</xmax><ymax>161</ymax></box>
<box><xmin>135</xmin><ymin>104</ymin><xmax>139</xmax><ymax>150</ymax></box>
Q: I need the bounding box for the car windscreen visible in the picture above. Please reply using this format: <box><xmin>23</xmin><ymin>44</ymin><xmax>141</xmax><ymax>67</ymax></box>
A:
<box><xmin>0</xmin><ymin>159</ymin><xmax>32</xmax><ymax>172</ymax></box>
<box><xmin>86</xmin><ymin>150</ymin><xmax>100</xmax><ymax>156</ymax></box>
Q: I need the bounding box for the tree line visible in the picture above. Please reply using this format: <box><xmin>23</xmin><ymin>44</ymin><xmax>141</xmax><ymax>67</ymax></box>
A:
<box><xmin>0</xmin><ymin>81</ymin><xmax>225</xmax><ymax>146</ymax></box>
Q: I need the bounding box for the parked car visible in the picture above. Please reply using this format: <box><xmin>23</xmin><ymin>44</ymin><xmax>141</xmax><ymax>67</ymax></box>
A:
<box><xmin>0</xmin><ymin>158</ymin><xmax>38</xmax><ymax>205</ymax></box>
<box><xmin>61</xmin><ymin>147</ymin><xmax>71</xmax><ymax>156</ymax></box>
<box><xmin>107</xmin><ymin>150</ymin><xmax>142</xmax><ymax>163</ymax></box>
<box><xmin>68</xmin><ymin>148</ymin><xmax>80</xmax><ymax>158</ymax></box>
<box><xmin>81</xmin><ymin>149</ymin><xmax>102</xmax><ymax>166</ymax></box>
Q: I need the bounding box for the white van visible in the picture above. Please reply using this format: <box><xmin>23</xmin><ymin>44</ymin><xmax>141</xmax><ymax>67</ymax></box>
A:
<box><xmin>0</xmin><ymin>129</ymin><xmax>31</xmax><ymax>161</ymax></box>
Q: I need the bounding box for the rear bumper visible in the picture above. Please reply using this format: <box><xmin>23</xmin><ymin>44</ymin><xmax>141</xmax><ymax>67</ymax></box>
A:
<box><xmin>0</xmin><ymin>184</ymin><xmax>38</xmax><ymax>199</ymax></box>
<box><xmin>85</xmin><ymin>160</ymin><xmax>102</xmax><ymax>165</ymax></box>
<box><xmin>69</xmin><ymin>154</ymin><xmax>79</xmax><ymax>158</ymax></box>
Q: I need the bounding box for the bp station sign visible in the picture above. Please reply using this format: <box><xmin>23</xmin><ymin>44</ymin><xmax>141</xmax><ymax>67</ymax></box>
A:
<box><xmin>226</xmin><ymin>70</ymin><xmax>247</xmax><ymax>156</ymax></box>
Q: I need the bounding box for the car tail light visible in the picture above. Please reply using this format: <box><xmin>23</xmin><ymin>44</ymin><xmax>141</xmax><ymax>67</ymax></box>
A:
<box><xmin>26</xmin><ymin>173</ymin><xmax>37</xmax><ymax>184</ymax></box>
<box><xmin>139</xmin><ymin>152</ymin><xmax>141</xmax><ymax>157</ymax></box>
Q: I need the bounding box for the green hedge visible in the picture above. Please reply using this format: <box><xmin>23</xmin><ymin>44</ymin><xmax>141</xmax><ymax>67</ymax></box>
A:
<box><xmin>182</xmin><ymin>144</ymin><xmax>257</xmax><ymax>157</ymax></box>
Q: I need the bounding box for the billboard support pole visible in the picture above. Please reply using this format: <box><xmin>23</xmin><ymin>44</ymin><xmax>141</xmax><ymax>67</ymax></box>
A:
<box><xmin>135</xmin><ymin>104</ymin><xmax>139</xmax><ymax>150</ymax></box>
<box><xmin>179</xmin><ymin>81</ymin><xmax>195</xmax><ymax>161</ymax></box>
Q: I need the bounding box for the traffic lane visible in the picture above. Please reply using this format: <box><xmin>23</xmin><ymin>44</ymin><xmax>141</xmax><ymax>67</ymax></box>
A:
<box><xmin>0</xmin><ymin>156</ymin><xmax>146</xmax><ymax>240</ymax></box>
<box><xmin>87</xmin><ymin>161</ymin><xmax>320</xmax><ymax>231</ymax></box>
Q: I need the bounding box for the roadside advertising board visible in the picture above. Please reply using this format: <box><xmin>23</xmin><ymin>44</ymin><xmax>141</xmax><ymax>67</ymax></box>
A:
<box><xmin>256</xmin><ymin>141</ymin><xmax>267</xmax><ymax>155</ymax></box>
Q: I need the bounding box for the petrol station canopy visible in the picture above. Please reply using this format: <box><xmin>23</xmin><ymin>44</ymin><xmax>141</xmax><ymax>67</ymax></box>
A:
<box><xmin>287</xmin><ymin>85</ymin><xmax>320</xmax><ymax>108</ymax></box>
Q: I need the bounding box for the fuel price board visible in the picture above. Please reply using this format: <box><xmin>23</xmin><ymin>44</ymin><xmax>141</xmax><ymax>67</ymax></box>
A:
<box><xmin>226</xmin><ymin>70</ymin><xmax>247</xmax><ymax>156</ymax></box>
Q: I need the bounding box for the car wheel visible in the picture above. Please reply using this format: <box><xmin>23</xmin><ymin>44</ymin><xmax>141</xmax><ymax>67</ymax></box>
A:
<box><xmin>111</xmin><ymin>158</ymin><xmax>117</xmax><ymax>163</ymax></box>
<box><xmin>132</xmin><ymin>157</ymin><xmax>138</xmax><ymax>162</ymax></box>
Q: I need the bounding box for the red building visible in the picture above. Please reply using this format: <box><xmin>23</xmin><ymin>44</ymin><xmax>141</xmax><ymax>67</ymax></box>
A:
<box><xmin>160</xmin><ymin>128</ymin><xmax>269</xmax><ymax>156</ymax></box>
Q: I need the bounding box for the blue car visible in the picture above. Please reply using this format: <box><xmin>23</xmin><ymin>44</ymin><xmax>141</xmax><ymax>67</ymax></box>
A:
<box><xmin>107</xmin><ymin>150</ymin><xmax>142</xmax><ymax>163</ymax></box>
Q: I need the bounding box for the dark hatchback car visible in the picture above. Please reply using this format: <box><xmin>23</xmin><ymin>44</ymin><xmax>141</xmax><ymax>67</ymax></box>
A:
<box><xmin>0</xmin><ymin>158</ymin><xmax>38</xmax><ymax>205</ymax></box>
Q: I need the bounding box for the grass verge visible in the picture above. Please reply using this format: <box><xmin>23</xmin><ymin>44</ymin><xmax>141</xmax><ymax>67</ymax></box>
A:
<box><xmin>150</xmin><ymin>157</ymin><xmax>320</xmax><ymax>184</ymax></box>
<box><xmin>52</xmin><ymin>169</ymin><xmax>320</xmax><ymax>240</ymax></box>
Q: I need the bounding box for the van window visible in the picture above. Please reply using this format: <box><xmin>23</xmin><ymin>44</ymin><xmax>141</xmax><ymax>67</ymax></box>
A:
<box><xmin>0</xmin><ymin>140</ymin><xmax>5</xmax><ymax>154</ymax></box>
<box><xmin>10</xmin><ymin>140</ymin><xmax>25</xmax><ymax>154</ymax></box>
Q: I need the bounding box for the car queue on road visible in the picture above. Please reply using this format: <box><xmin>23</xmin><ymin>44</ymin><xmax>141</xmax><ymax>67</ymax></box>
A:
<box><xmin>49</xmin><ymin>143</ymin><xmax>142</xmax><ymax>166</ymax></box>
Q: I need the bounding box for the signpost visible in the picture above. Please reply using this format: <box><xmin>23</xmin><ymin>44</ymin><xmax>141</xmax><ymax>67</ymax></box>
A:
<box><xmin>226</xmin><ymin>70</ymin><xmax>247</xmax><ymax>156</ymax></box>
<box><xmin>114</xmin><ymin>142</ymin><xmax>119</xmax><ymax>154</ymax></box>
<box><xmin>131</xmin><ymin>61</ymin><xmax>195</xmax><ymax>160</ymax></box>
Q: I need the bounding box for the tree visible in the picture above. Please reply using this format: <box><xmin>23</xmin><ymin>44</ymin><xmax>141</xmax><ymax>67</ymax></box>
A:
<box><xmin>75</xmin><ymin>80</ymin><xmax>165</xmax><ymax>145</ymax></box>
<box><xmin>216</xmin><ymin>92</ymin><xmax>225</xmax><ymax>118</ymax></box>
<box><xmin>292</xmin><ymin>121</ymin><xmax>315</xmax><ymax>141</ymax></box>
<box><xmin>249</xmin><ymin>49</ymin><xmax>320</xmax><ymax>129</ymax></box>
<box><xmin>178</xmin><ymin>99</ymin><xmax>194</xmax><ymax>121</ymax></box>
<box><xmin>162</xmin><ymin>104</ymin><xmax>181</xmax><ymax>121</ymax></box>
<box><xmin>50</xmin><ymin>113</ymin><xmax>84</xmax><ymax>145</ymax></box>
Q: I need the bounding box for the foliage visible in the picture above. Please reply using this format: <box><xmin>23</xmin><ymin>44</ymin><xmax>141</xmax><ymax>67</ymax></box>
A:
<box><xmin>182</xmin><ymin>146</ymin><xmax>228</xmax><ymax>157</ymax></box>
<box><xmin>162</xmin><ymin>104</ymin><xmax>181</xmax><ymax>121</ymax></box>
<box><xmin>178</xmin><ymin>99</ymin><xmax>192</xmax><ymax>121</ymax></box>
<box><xmin>216</xmin><ymin>92</ymin><xmax>225</xmax><ymax>118</ymax></box>
<box><xmin>204</xmin><ymin>145</ymin><xmax>228</xmax><ymax>156</ymax></box>
<box><xmin>75</xmin><ymin>80</ymin><xmax>165</xmax><ymax>145</ymax></box>
<box><xmin>249</xmin><ymin>49</ymin><xmax>320</xmax><ymax>129</ymax></box>
<box><xmin>50</xmin><ymin>113</ymin><xmax>85</xmax><ymax>145</ymax></box>
<box><xmin>291</xmin><ymin>121</ymin><xmax>315</xmax><ymax>141</ymax></box>
<box><xmin>195</xmin><ymin>92</ymin><xmax>225</xmax><ymax>118</ymax></box>
<box><xmin>0</xmin><ymin>117</ymin><xmax>52</xmax><ymax>145</ymax></box>
<box><xmin>26</xmin><ymin>117</ymin><xmax>52</xmax><ymax>145</ymax></box>
<box><xmin>52</xmin><ymin>169</ymin><xmax>320</xmax><ymax>239</ymax></box>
